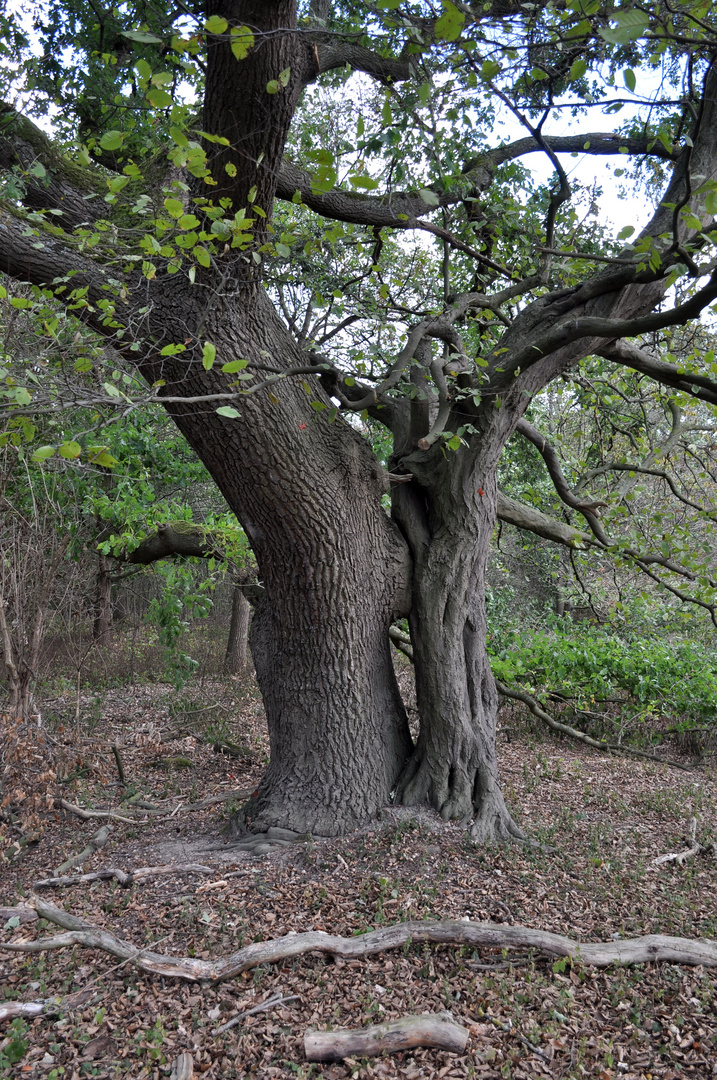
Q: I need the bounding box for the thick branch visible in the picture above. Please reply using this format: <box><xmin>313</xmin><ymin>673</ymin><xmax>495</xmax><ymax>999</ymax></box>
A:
<box><xmin>275</xmin><ymin>133</ymin><xmax>675</xmax><ymax>227</ymax></box>
<box><xmin>126</xmin><ymin>523</ymin><xmax>222</xmax><ymax>565</ymax></box>
<box><xmin>5</xmin><ymin>901</ymin><xmax>716</xmax><ymax>977</ymax></box>
<box><xmin>0</xmin><ymin>103</ymin><xmax>106</xmax><ymax>230</ymax></box>
<box><xmin>599</xmin><ymin>340</ymin><xmax>717</xmax><ymax>406</ymax></box>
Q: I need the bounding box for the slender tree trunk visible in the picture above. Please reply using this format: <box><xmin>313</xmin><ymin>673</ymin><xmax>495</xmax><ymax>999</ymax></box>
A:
<box><xmin>93</xmin><ymin>553</ymin><xmax>112</xmax><ymax>643</ymax></box>
<box><xmin>224</xmin><ymin>585</ymin><xmax>250</xmax><ymax>674</ymax></box>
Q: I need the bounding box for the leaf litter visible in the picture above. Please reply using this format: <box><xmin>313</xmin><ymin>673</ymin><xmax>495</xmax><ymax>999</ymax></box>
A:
<box><xmin>1</xmin><ymin>673</ymin><xmax>716</xmax><ymax>1079</ymax></box>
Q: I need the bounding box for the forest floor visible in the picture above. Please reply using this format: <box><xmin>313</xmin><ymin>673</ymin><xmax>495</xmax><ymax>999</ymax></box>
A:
<box><xmin>1</xmin><ymin>666</ymin><xmax>717</xmax><ymax>1080</ymax></box>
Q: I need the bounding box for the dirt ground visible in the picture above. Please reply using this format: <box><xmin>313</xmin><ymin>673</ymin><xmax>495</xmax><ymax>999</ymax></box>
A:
<box><xmin>1</xmin><ymin>673</ymin><xmax>716</xmax><ymax>1079</ymax></box>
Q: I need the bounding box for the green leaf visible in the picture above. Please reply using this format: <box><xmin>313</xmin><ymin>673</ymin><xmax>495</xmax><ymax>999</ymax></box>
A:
<box><xmin>178</xmin><ymin>214</ymin><xmax>200</xmax><ymax>229</ymax></box>
<box><xmin>170</xmin><ymin>126</ymin><xmax>189</xmax><ymax>147</ymax></box>
<box><xmin>623</xmin><ymin>68</ymin><xmax>636</xmax><ymax>93</ymax></box>
<box><xmin>103</xmin><ymin>381</ymin><xmax>122</xmax><ymax>398</ymax></box>
<box><xmin>419</xmin><ymin>188</ymin><xmax>440</xmax><ymax>207</ymax></box>
<box><xmin>99</xmin><ymin>130</ymin><xmax>124</xmax><ymax>151</ymax></box>
<box><xmin>160</xmin><ymin>343</ymin><xmax>186</xmax><ymax>355</ymax></box>
<box><xmin>705</xmin><ymin>191</ymin><xmax>717</xmax><ymax>216</ymax></box>
<box><xmin>349</xmin><ymin>175</ymin><xmax>379</xmax><ymax>190</ymax></box>
<box><xmin>204</xmin><ymin>15</ymin><xmax>228</xmax><ymax>34</ymax></box>
<box><xmin>266</xmin><ymin>80</ymin><xmax>280</xmax><ymax>94</ymax></box>
<box><xmin>279</xmin><ymin>67</ymin><xmax>291</xmax><ymax>88</ymax></box>
<box><xmin>599</xmin><ymin>8</ymin><xmax>650</xmax><ymax>44</ymax></box>
<box><xmin>202</xmin><ymin>342</ymin><xmax>217</xmax><ymax>370</ymax></box>
<box><xmin>230</xmin><ymin>25</ymin><xmax>254</xmax><ymax>61</ymax></box>
<box><xmin>164</xmin><ymin>197</ymin><xmax>185</xmax><ymax>218</ymax></box>
<box><xmin>31</xmin><ymin>445</ymin><xmax>55</xmax><ymax>462</ymax></box>
<box><xmin>193</xmin><ymin>246</ymin><xmax>212</xmax><ymax>267</ymax></box>
<box><xmin>147</xmin><ymin>87</ymin><xmax>173</xmax><ymax>108</ymax></box>
<box><xmin>568</xmin><ymin>58</ymin><xmax>587</xmax><ymax>81</ymax></box>
<box><xmin>222</xmin><ymin>360</ymin><xmax>248</xmax><ymax>373</ymax></box>
<box><xmin>225</xmin><ymin>162</ymin><xmax>237</xmax><ymax>177</ymax></box>
<box><xmin>216</xmin><ymin>405</ymin><xmax>241</xmax><ymax>418</ymax></box>
<box><xmin>122</xmin><ymin>30</ymin><xmax>163</xmax><ymax>44</ymax></box>
<box><xmin>87</xmin><ymin>447</ymin><xmax>118</xmax><ymax>468</ymax></box>
<box><xmin>107</xmin><ymin>175</ymin><xmax>130</xmax><ymax>192</ymax></box>
<box><xmin>435</xmin><ymin>0</ymin><xmax>465</xmax><ymax>41</ymax></box>
<box><xmin>58</xmin><ymin>440</ymin><xmax>82</xmax><ymax>460</ymax></box>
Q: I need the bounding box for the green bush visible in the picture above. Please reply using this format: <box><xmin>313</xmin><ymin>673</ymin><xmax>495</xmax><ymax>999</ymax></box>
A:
<box><xmin>489</xmin><ymin>621</ymin><xmax>717</xmax><ymax>736</ymax></box>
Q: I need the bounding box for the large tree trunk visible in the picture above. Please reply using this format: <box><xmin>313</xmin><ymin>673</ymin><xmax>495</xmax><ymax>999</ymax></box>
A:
<box><xmin>140</xmin><ymin>288</ymin><xmax>413</xmax><ymax>837</ymax></box>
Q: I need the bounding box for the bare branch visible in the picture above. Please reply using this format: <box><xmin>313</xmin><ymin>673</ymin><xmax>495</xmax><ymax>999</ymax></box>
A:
<box><xmin>5</xmin><ymin>900</ymin><xmax>716</xmax><ymax>979</ymax></box>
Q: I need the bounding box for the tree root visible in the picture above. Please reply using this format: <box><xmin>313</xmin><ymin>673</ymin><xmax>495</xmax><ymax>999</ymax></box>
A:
<box><xmin>3</xmin><ymin>901</ymin><xmax>715</xmax><ymax>983</ymax></box>
<box><xmin>495</xmin><ymin>681</ymin><xmax>697</xmax><ymax>770</ymax></box>
<box><xmin>305</xmin><ymin>1013</ymin><xmax>468</xmax><ymax>1062</ymax></box>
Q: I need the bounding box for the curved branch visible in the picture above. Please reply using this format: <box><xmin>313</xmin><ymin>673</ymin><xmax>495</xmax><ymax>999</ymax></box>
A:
<box><xmin>4</xmin><ymin>900</ymin><xmax>715</xmax><ymax>980</ymax></box>
<box><xmin>495</xmin><ymin>681</ymin><xmax>697</xmax><ymax>771</ymax></box>
<box><xmin>599</xmin><ymin>340</ymin><xmax>717</xmax><ymax>407</ymax></box>
<box><xmin>275</xmin><ymin>133</ymin><xmax>676</xmax><ymax>227</ymax></box>
<box><xmin>498</xmin><ymin>271</ymin><xmax>717</xmax><ymax>383</ymax></box>
<box><xmin>515</xmin><ymin>419</ymin><xmax>609</xmax><ymax>542</ymax></box>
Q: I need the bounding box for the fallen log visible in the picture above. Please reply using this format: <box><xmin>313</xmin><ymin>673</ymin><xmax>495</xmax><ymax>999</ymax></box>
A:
<box><xmin>2</xmin><ymin>903</ymin><xmax>715</xmax><ymax>983</ymax></box>
<box><xmin>305</xmin><ymin>1014</ymin><xmax>468</xmax><ymax>1062</ymax></box>
<box><xmin>1</xmin><ymin>906</ymin><xmax>38</xmax><ymax>924</ymax></box>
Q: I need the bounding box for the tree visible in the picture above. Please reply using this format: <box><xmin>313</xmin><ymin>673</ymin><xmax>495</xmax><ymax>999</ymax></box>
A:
<box><xmin>2</xmin><ymin>1</ymin><xmax>717</xmax><ymax>840</ymax></box>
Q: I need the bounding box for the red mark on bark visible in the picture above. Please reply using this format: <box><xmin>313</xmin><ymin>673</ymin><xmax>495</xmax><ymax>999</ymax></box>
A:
<box><xmin>478</xmin><ymin>488</ymin><xmax>484</xmax><ymax>496</ymax></box>
<box><xmin>298</xmin><ymin>423</ymin><xmax>307</xmax><ymax>430</ymax></box>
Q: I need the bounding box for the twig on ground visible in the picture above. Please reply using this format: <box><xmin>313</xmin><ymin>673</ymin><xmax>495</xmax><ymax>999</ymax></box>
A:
<box><xmin>3</xmin><ymin>902</ymin><xmax>716</xmax><ymax>982</ymax></box>
<box><xmin>33</xmin><ymin>864</ymin><xmax>215</xmax><ymax>890</ymax></box>
<box><xmin>488</xmin><ymin>1014</ymin><xmax>552</xmax><ymax>1063</ymax></box>
<box><xmin>213</xmin><ymin>993</ymin><xmax>299</xmax><ymax>1035</ymax></box>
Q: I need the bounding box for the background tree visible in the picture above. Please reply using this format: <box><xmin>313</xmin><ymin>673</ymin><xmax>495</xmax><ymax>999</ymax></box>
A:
<box><xmin>2</xmin><ymin>1</ymin><xmax>717</xmax><ymax>839</ymax></box>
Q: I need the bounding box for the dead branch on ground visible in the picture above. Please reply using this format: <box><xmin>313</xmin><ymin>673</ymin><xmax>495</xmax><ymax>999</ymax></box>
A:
<box><xmin>651</xmin><ymin>817</ymin><xmax>717</xmax><ymax>867</ymax></box>
<box><xmin>33</xmin><ymin>864</ymin><xmax>215</xmax><ymax>890</ymax></box>
<box><xmin>2</xmin><ymin>901</ymin><xmax>715</xmax><ymax>982</ymax></box>
<box><xmin>304</xmin><ymin>1013</ymin><xmax>469</xmax><ymax>1061</ymax></box>
<box><xmin>213</xmin><ymin>993</ymin><xmax>299</xmax><ymax>1035</ymax></box>
<box><xmin>496</xmin><ymin>681</ymin><xmax>696</xmax><ymax>770</ymax></box>
<box><xmin>55</xmin><ymin>824</ymin><xmax>112</xmax><ymax>874</ymax></box>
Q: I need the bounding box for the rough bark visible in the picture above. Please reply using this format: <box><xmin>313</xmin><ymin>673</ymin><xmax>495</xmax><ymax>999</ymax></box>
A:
<box><xmin>224</xmin><ymin>585</ymin><xmax>251</xmax><ymax>674</ymax></box>
<box><xmin>142</xmin><ymin>288</ymin><xmax>412</xmax><ymax>837</ymax></box>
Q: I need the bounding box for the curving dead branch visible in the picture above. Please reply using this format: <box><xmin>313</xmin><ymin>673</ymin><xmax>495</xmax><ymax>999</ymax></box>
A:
<box><xmin>2</xmin><ymin>902</ymin><xmax>715</xmax><ymax>984</ymax></box>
